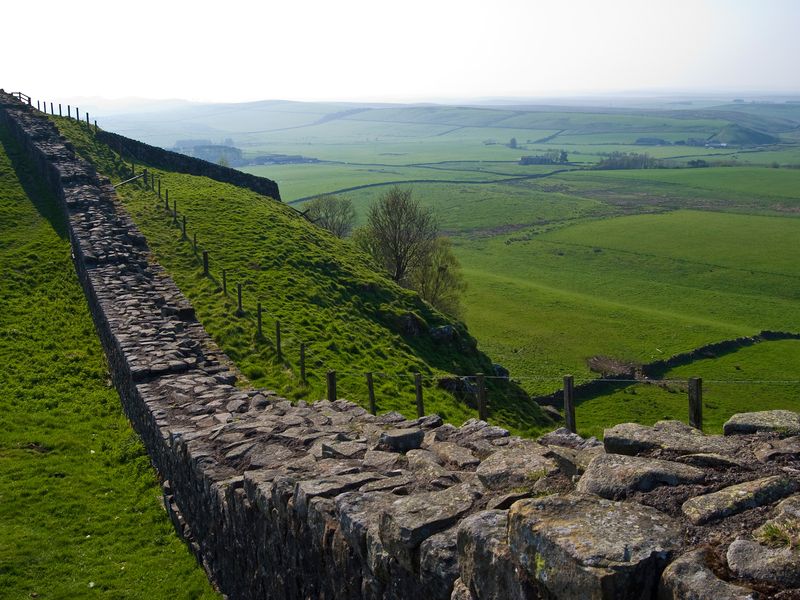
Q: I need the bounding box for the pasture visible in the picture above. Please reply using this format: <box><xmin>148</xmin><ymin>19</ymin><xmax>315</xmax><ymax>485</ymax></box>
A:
<box><xmin>0</xmin><ymin>124</ymin><xmax>218</xmax><ymax>599</ymax></box>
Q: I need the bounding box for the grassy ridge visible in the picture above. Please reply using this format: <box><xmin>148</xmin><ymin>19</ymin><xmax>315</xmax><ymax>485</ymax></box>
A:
<box><xmin>0</xmin><ymin>124</ymin><xmax>218</xmax><ymax>598</ymax></box>
<box><xmin>52</xmin><ymin>117</ymin><xmax>551</xmax><ymax>437</ymax></box>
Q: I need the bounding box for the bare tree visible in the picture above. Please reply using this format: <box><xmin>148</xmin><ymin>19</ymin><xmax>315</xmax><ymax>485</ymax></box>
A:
<box><xmin>361</xmin><ymin>187</ymin><xmax>437</xmax><ymax>284</ymax></box>
<box><xmin>305</xmin><ymin>195</ymin><xmax>356</xmax><ymax>238</ymax></box>
<box><xmin>409</xmin><ymin>237</ymin><xmax>467</xmax><ymax>317</ymax></box>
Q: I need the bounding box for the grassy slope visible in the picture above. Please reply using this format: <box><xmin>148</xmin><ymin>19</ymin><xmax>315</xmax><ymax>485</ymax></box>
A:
<box><xmin>575</xmin><ymin>340</ymin><xmax>800</xmax><ymax>439</ymax></box>
<box><xmin>454</xmin><ymin>209</ymin><xmax>800</xmax><ymax>391</ymax></box>
<box><xmin>0</xmin><ymin>124</ymin><xmax>218</xmax><ymax>598</ymax></box>
<box><xmin>53</xmin><ymin>117</ymin><xmax>550</xmax><ymax>437</ymax></box>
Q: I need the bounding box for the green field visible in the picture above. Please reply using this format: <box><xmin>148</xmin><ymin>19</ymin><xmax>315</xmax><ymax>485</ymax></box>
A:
<box><xmin>99</xmin><ymin>98</ymin><xmax>800</xmax><ymax>435</ymax></box>
<box><xmin>575</xmin><ymin>340</ymin><xmax>800</xmax><ymax>439</ymax></box>
<box><xmin>0</xmin><ymin>124</ymin><xmax>218</xmax><ymax>598</ymax></box>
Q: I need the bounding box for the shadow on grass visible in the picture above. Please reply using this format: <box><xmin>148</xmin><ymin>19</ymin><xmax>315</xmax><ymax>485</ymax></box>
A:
<box><xmin>0</xmin><ymin>123</ymin><xmax>67</xmax><ymax>239</ymax></box>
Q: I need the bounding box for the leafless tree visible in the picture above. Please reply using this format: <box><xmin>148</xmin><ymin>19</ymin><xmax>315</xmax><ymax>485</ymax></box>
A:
<box><xmin>305</xmin><ymin>194</ymin><xmax>356</xmax><ymax>238</ymax></box>
<box><xmin>409</xmin><ymin>236</ymin><xmax>467</xmax><ymax>317</ymax></box>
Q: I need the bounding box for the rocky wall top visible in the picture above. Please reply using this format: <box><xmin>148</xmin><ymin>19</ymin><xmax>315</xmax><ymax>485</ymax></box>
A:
<box><xmin>2</xmin><ymin>91</ymin><xmax>798</xmax><ymax>600</ymax></box>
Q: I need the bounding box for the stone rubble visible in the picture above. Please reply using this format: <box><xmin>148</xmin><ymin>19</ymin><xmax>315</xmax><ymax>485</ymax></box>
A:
<box><xmin>3</xmin><ymin>91</ymin><xmax>799</xmax><ymax>599</ymax></box>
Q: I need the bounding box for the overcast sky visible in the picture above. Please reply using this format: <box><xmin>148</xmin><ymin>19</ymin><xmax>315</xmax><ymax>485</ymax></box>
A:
<box><xmin>5</xmin><ymin>0</ymin><xmax>799</xmax><ymax>104</ymax></box>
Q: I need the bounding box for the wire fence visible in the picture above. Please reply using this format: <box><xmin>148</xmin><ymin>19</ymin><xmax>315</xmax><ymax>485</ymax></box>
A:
<box><xmin>19</xmin><ymin>91</ymin><xmax>800</xmax><ymax>435</ymax></box>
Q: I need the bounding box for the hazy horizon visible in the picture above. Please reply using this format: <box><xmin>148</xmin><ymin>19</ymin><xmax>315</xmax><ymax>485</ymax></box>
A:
<box><xmin>6</xmin><ymin>0</ymin><xmax>800</xmax><ymax>106</ymax></box>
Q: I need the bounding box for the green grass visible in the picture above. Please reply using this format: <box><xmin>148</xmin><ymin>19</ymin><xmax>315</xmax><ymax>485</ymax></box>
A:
<box><xmin>575</xmin><ymin>340</ymin><xmax>800</xmax><ymax>439</ymax></box>
<box><xmin>53</xmin><ymin>117</ymin><xmax>551</xmax><ymax>438</ymax></box>
<box><xmin>0</xmin><ymin>124</ymin><xmax>218</xmax><ymax>599</ymax></box>
<box><xmin>95</xmin><ymin>99</ymin><xmax>800</xmax><ymax>439</ymax></box>
<box><xmin>451</xmin><ymin>210</ymin><xmax>800</xmax><ymax>396</ymax></box>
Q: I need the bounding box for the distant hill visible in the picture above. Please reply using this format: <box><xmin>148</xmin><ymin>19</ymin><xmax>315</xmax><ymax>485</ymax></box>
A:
<box><xmin>708</xmin><ymin>123</ymin><xmax>779</xmax><ymax>146</ymax></box>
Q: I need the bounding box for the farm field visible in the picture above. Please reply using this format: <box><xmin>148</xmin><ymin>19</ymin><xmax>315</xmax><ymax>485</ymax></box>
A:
<box><xmin>0</xmin><ymin>124</ymin><xmax>219</xmax><ymax>598</ymax></box>
<box><xmin>96</xmin><ymin>98</ymin><xmax>800</xmax><ymax>435</ymax></box>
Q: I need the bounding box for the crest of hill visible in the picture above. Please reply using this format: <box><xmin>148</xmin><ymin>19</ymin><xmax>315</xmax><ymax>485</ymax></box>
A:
<box><xmin>51</xmin><ymin>117</ymin><xmax>550</xmax><ymax>436</ymax></box>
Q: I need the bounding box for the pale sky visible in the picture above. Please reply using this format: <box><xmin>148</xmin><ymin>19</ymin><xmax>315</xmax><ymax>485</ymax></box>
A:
<box><xmin>4</xmin><ymin>0</ymin><xmax>799</xmax><ymax>104</ymax></box>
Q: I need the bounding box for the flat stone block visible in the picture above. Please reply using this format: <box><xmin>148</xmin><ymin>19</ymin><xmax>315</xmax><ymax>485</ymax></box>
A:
<box><xmin>509</xmin><ymin>493</ymin><xmax>682</xmax><ymax>600</ymax></box>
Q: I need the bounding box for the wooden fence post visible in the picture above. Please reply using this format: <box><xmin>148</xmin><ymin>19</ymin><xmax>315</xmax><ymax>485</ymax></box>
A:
<box><xmin>76</xmin><ymin>107</ymin><xmax>79</xmax><ymax>121</ymax></box>
<box><xmin>366</xmin><ymin>372</ymin><xmax>376</xmax><ymax>415</ymax></box>
<box><xmin>275</xmin><ymin>320</ymin><xmax>282</xmax><ymax>359</ymax></box>
<box><xmin>181</xmin><ymin>215</ymin><xmax>187</xmax><ymax>239</ymax></box>
<box><xmin>50</xmin><ymin>102</ymin><xmax>54</xmax><ymax>114</ymax></box>
<box><xmin>564</xmin><ymin>375</ymin><xmax>576</xmax><ymax>433</ymax></box>
<box><xmin>67</xmin><ymin>105</ymin><xmax>71</xmax><ymax>118</ymax></box>
<box><xmin>415</xmin><ymin>373</ymin><xmax>424</xmax><ymax>418</ymax></box>
<box><xmin>94</xmin><ymin>120</ymin><xmax>98</xmax><ymax>133</ymax></box>
<box><xmin>236</xmin><ymin>283</ymin><xmax>243</xmax><ymax>315</ymax></box>
<box><xmin>327</xmin><ymin>370</ymin><xmax>337</xmax><ymax>402</ymax></box>
<box><xmin>37</xmin><ymin>100</ymin><xmax>40</xmax><ymax>111</ymax></box>
<box><xmin>688</xmin><ymin>377</ymin><xmax>703</xmax><ymax>431</ymax></box>
<box><xmin>86</xmin><ymin>113</ymin><xmax>90</xmax><ymax>128</ymax></box>
<box><xmin>222</xmin><ymin>268</ymin><xmax>227</xmax><ymax>294</ymax></box>
<box><xmin>202</xmin><ymin>251</ymin><xmax>209</xmax><ymax>276</ymax></box>
<box><xmin>476</xmin><ymin>373</ymin><xmax>488</xmax><ymax>420</ymax></box>
<box><xmin>165</xmin><ymin>189</ymin><xmax>169</xmax><ymax>210</ymax></box>
<box><xmin>59</xmin><ymin>103</ymin><xmax>62</xmax><ymax>116</ymax></box>
<box><xmin>257</xmin><ymin>302</ymin><xmax>263</xmax><ymax>337</ymax></box>
<box><xmin>299</xmin><ymin>343</ymin><xmax>306</xmax><ymax>384</ymax></box>
<box><xmin>172</xmin><ymin>199</ymin><xmax>177</xmax><ymax>225</ymax></box>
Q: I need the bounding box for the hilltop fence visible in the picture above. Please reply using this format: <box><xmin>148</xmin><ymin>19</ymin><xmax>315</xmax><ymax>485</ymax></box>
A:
<box><xmin>18</xmin><ymin>90</ymin><xmax>800</xmax><ymax>436</ymax></box>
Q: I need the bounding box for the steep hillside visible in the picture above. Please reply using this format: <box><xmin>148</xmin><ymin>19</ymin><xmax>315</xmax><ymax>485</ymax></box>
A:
<box><xmin>51</xmin><ymin>117</ymin><xmax>550</xmax><ymax>436</ymax></box>
<box><xmin>0</xmin><ymin>121</ymin><xmax>218</xmax><ymax>598</ymax></box>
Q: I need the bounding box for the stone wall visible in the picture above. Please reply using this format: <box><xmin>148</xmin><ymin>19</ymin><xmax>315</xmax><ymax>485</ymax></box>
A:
<box><xmin>96</xmin><ymin>129</ymin><xmax>281</xmax><ymax>201</ymax></box>
<box><xmin>2</xmin><ymin>91</ymin><xmax>798</xmax><ymax>599</ymax></box>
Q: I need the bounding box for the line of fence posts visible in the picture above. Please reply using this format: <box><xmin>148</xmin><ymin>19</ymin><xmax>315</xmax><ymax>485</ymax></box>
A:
<box><xmin>117</xmin><ymin>141</ymin><xmax>715</xmax><ymax>435</ymax></box>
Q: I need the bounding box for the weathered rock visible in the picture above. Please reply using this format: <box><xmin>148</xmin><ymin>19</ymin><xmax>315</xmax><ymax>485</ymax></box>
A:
<box><xmin>676</xmin><ymin>453</ymin><xmax>744</xmax><ymax>469</ymax></box>
<box><xmin>450</xmin><ymin>578</ymin><xmax>475</xmax><ymax>600</ymax></box>
<box><xmin>605</xmin><ymin>420</ymin><xmax>739</xmax><ymax>456</ymax></box>
<box><xmin>545</xmin><ymin>445</ymin><xmax>604</xmax><ymax>479</ymax></box>
<box><xmin>335</xmin><ymin>491</ymin><xmax>394</xmax><ymax>558</ymax></box>
<box><xmin>509</xmin><ymin>494</ymin><xmax>683</xmax><ymax>599</ymax></box>
<box><xmin>755</xmin><ymin>436</ymin><xmax>800</xmax><ymax>463</ymax></box>
<box><xmin>430</xmin><ymin>442</ymin><xmax>480</xmax><ymax>468</ymax></box>
<box><xmin>293</xmin><ymin>472</ymin><xmax>382</xmax><ymax>518</ymax></box>
<box><xmin>379</xmin><ymin>482</ymin><xmax>483</xmax><ymax>571</ymax></box>
<box><xmin>539</xmin><ymin>427</ymin><xmax>601</xmax><ymax>450</ymax></box>
<box><xmin>576</xmin><ymin>453</ymin><xmax>705</xmax><ymax>499</ymax></box>
<box><xmin>724</xmin><ymin>410</ymin><xmax>800</xmax><ymax>437</ymax></box>
<box><xmin>419</xmin><ymin>528</ymin><xmax>460</xmax><ymax>600</ymax></box>
<box><xmin>476</xmin><ymin>445</ymin><xmax>557</xmax><ymax>491</ymax></box>
<box><xmin>727</xmin><ymin>538</ymin><xmax>800</xmax><ymax>588</ymax></box>
<box><xmin>363</xmin><ymin>450</ymin><xmax>400</xmax><ymax>471</ymax></box>
<box><xmin>457</xmin><ymin>510</ymin><xmax>530</xmax><ymax>600</ymax></box>
<box><xmin>377</xmin><ymin>428</ymin><xmax>425</xmax><ymax>453</ymax></box>
<box><xmin>658</xmin><ymin>547</ymin><xmax>757</xmax><ymax>600</ymax></box>
<box><xmin>682</xmin><ymin>476</ymin><xmax>799</xmax><ymax>525</ymax></box>
<box><xmin>407</xmin><ymin>449</ymin><xmax>453</xmax><ymax>481</ymax></box>
<box><xmin>320</xmin><ymin>440</ymin><xmax>367</xmax><ymax>459</ymax></box>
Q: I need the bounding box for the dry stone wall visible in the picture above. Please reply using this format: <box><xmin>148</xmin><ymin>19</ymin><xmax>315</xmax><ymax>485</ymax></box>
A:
<box><xmin>2</xmin><ymin>91</ymin><xmax>799</xmax><ymax>599</ymax></box>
